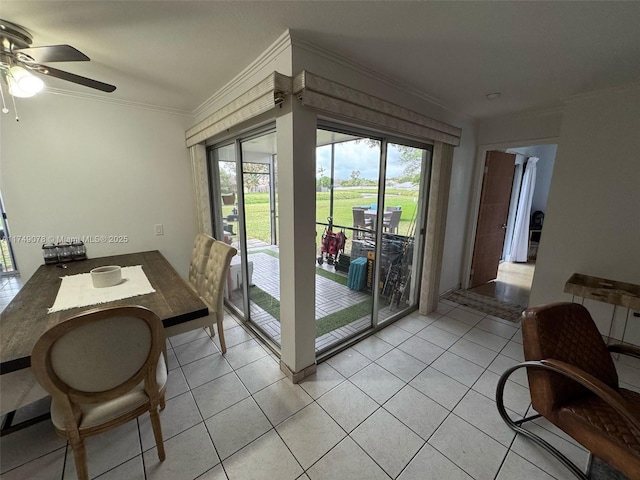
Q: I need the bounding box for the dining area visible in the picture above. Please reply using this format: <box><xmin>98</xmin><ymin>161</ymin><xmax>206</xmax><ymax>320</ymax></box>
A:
<box><xmin>0</xmin><ymin>236</ymin><xmax>237</xmax><ymax>479</ymax></box>
<box><xmin>351</xmin><ymin>205</ymin><xmax>403</xmax><ymax>236</ymax></box>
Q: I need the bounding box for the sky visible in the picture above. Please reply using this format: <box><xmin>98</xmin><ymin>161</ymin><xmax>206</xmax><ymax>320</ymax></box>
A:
<box><xmin>316</xmin><ymin>140</ymin><xmax>408</xmax><ymax>182</ymax></box>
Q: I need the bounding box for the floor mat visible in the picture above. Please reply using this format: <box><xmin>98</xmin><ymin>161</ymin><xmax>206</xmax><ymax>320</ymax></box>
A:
<box><xmin>443</xmin><ymin>289</ymin><xmax>525</xmax><ymax>323</ymax></box>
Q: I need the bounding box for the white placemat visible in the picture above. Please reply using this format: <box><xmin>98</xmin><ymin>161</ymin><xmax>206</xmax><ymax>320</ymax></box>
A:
<box><xmin>48</xmin><ymin>265</ymin><xmax>156</xmax><ymax>313</ymax></box>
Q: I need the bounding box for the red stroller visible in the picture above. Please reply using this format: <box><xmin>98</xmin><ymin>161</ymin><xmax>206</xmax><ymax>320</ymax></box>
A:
<box><xmin>317</xmin><ymin>217</ymin><xmax>347</xmax><ymax>266</ymax></box>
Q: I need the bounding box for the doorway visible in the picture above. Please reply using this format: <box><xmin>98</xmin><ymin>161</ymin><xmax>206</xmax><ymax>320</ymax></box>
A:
<box><xmin>467</xmin><ymin>144</ymin><xmax>557</xmax><ymax>307</ymax></box>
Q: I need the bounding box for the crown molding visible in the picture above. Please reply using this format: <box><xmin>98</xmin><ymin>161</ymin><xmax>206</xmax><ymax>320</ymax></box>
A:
<box><xmin>192</xmin><ymin>30</ymin><xmax>293</xmax><ymax>118</ymax></box>
<box><xmin>562</xmin><ymin>80</ymin><xmax>640</xmax><ymax>104</ymax></box>
<box><xmin>44</xmin><ymin>87</ymin><xmax>194</xmax><ymax>117</ymax></box>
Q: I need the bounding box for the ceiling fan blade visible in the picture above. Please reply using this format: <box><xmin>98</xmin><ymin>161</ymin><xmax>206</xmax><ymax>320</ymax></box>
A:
<box><xmin>35</xmin><ymin>65</ymin><xmax>116</xmax><ymax>92</ymax></box>
<box><xmin>15</xmin><ymin>45</ymin><xmax>90</xmax><ymax>63</ymax></box>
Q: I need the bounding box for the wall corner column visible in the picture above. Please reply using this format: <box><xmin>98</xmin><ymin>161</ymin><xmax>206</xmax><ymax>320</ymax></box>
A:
<box><xmin>276</xmin><ymin>98</ymin><xmax>317</xmax><ymax>381</ymax></box>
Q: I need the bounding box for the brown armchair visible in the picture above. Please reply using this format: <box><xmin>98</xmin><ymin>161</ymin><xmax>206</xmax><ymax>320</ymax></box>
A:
<box><xmin>496</xmin><ymin>302</ymin><xmax>640</xmax><ymax>480</ymax></box>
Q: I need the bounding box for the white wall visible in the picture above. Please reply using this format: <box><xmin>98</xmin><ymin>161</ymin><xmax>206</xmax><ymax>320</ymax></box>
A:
<box><xmin>478</xmin><ymin>109</ymin><xmax>563</xmax><ymax>146</ymax></box>
<box><xmin>530</xmin><ymin>85</ymin><xmax>640</xmax><ymax>344</ymax></box>
<box><xmin>0</xmin><ymin>92</ymin><xmax>197</xmax><ymax>280</ymax></box>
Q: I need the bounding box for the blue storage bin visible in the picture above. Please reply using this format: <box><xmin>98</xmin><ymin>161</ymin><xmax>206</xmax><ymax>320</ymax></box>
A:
<box><xmin>348</xmin><ymin>257</ymin><xmax>368</xmax><ymax>291</ymax></box>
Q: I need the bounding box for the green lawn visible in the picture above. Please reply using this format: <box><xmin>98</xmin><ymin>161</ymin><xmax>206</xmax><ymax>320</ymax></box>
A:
<box><xmin>222</xmin><ymin>189</ymin><xmax>420</xmax><ymax>244</ymax></box>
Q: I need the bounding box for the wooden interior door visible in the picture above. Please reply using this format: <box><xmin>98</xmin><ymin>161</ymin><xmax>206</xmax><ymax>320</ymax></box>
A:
<box><xmin>469</xmin><ymin>151</ymin><xmax>516</xmax><ymax>288</ymax></box>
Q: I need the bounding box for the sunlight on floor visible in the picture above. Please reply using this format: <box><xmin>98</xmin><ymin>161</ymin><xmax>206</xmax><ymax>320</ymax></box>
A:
<box><xmin>469</xmin><ymin>262</ymin><xmax>535</xmax><ymax>307</ymax></box>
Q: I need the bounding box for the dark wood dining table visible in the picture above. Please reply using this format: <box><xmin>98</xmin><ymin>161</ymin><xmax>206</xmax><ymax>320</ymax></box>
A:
<box><xmin>0</xmin><ymin>250</ymin><xmax>208</xmax><ymax>375</ymax></box>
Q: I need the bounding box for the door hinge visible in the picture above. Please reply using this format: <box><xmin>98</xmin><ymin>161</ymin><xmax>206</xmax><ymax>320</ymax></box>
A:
<box><xmin>484</xmin><ymin>166</ymin><xmax>489</xmax><ymax>175</ymax></box>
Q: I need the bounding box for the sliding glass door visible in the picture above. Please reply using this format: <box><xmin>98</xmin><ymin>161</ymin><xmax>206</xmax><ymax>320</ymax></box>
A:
<box><xmin>209</xmin><ymin>128</ymin><xmax>281</xmax><ymax>346</ymax></box>
<box><xmin>377</xmin><ymin>142</ymin><xmax>431</xmax><ymax>324</ymax></box>
<box><xmin>314</xmin><ymin>126</ymin><xmax>431</xmax><ymax>353</ymax></box>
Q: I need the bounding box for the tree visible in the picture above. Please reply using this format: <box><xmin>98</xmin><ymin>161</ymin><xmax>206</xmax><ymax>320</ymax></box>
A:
<box><xmin>396</xmin><ymin>145</ymin><xmax>423</xmax><ymax>179</ymax></box>
<box><xmin>219</xmin><ymin>163</ymin><xmax>235</xmax><ymax>192</ymax></box>
<box><xmin>242</xmin><ymin>163</ymin><xmax>269</xmax><ymax>192</ymax></box>
<box><xmin>317</xmin><ymin>176</ymin><xmax>331</xmax><ymax>189</ymax></box>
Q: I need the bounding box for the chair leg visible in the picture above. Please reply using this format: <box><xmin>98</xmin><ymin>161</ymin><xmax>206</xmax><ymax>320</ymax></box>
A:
<box><xmin>70</xmin><ymin>437</ymin><xmax>89</xmax><ymax>480</ymax></box>
<box><xmin>496</xmin><ymin>363</ymin><xmax>588</xmax><ymax>480</ymax></box>
<box><xmin>217</xmin><ymin>314</ymin><xmax>226</xmax><ymax>354</ymax></box>
<box><xmin>208</xmin><ymin>325</ymin><xmax>216</xmax><ymax>338</ymax></box>
<box><xmin>160</xmin><ymin>390</ymin><xmax>166</xmax><ymax>411</ymax></box>
<box><xmin>149</xmin><ymin>408</ymin><xmax>166</xmax><ymax>461</ymax></box>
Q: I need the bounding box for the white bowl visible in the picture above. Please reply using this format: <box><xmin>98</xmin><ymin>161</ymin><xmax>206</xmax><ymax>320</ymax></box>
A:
<box><xmin>90</xmin><ymin>265</ymin><xmax>122</xmax><ymax>288</ymax></box>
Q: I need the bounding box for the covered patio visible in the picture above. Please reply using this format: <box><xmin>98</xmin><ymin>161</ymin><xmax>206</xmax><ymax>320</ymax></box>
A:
<box><xmin>225</xmin><ymin>244</ymin><xmax>409</xmax><ymax>352</ymax></box>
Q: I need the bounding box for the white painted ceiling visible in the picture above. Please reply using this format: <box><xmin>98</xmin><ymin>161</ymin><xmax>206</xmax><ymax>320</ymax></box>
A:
<box><xmin>3</xmin><ymin>1</ymin><xmax>640</xmax><ymax>119</ymax></box>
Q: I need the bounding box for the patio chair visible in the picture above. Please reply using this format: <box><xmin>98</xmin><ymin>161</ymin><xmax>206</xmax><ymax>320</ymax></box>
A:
<box><xmin>383</xmin><ymin>209</ymin><xmax>402</xmax><ymax>234</ymax></box>
<box><xmin>352</xmin><ymin>207</ymin><xmax>372</xmax><ymax>238</ymax></box>
<box><xmin>496</xmin><ymin>302</ymin><xmax>640</xmax><ymax>480</ymax></box>
<box><xmin>31</xmin><ymin>306</ymin><xmax>167</xmax><ymax>480</ymax></box>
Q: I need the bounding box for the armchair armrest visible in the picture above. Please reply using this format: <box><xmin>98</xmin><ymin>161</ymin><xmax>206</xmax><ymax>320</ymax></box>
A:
<box><xmin>608</xmin><ymin>343</ymin><xmax>640</xmax><ymax>359</ymax></box>
<box><xmin>541</xmin><ymin>358</ymin><xmax>640</xmax><ymax>433</ymax></box>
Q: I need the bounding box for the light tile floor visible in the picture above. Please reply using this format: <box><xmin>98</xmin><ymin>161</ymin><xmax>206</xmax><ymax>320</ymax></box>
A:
<box><xmin>2</xmin><ymin>298</ymin><xmax>640</xmax><ymax>480</ymax></box>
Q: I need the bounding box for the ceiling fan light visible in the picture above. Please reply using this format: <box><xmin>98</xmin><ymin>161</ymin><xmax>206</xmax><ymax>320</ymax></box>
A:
<box><xmin>7</xmin><ymin>65</ymin><xmax>44</xmax><ymax>97</ymax></box>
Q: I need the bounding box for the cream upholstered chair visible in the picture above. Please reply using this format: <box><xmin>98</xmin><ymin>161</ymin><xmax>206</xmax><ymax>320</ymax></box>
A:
<box><xmin>165</xmin><ymin>232</ymin><xmax>214</xmax><ymax>339</ymax></box>
<box><xmin>31</xmin><ymin>306</ymin><xmax>167</xmax><ymax>480</ymax></box>
<box><xmin>200</xmin><ymin>241</ymin><xmax>237</xmax><ymax>353</ymax></box>
<box><xmin>188</xmin><ymin>233</ymin><xmax>215</xmax><ymax>295</ymax></box>
<box><xmin>164</xmin><ymin>238</ymin><xmax>238</xmax><ymax>350</ymax></box>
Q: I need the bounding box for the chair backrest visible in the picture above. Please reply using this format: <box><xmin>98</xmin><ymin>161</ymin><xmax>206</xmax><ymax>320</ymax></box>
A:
<box><xmin>389</xmin><ymin>209</ymin><xmax>402</xmax><ymax>228</ymax></box>
<box><xmin>202</xmin><ymin>241</ymin><xmax>238</xmax><ymax>313</ymax></box>
<box><xmin>522</xmin><ymin>302</ymin><xmax>618</xmax><ymax>415</ymax></box>
<box><xmin>352</xmin><ymin>208</ymin><xmax>367</xmax><ymax>227</ymax></box>
<box><xmin>31</xmin><ymin>306</ymin><xmax>165</xmax><ymax>406</ymax></box>
<box><xmin>385</xmin><ymin>206</ymin><xmax>401</xmax><ymax>212</ymax></box>
<box><xmin>189</xmin><ymin>233</ymin><xmax>215</xmax><ymax>295</ymax></box>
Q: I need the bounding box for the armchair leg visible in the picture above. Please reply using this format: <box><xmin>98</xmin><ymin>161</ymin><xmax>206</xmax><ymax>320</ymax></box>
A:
<box><xmin>70</xmin><ymin>437</ymin><xmax>89</xmax><ymax>480</ymax></box>
<box><xmin>149</xmin><ymin>408</ymin><xmax>166</xmax><ymax>461</ymax></box>
<box><xmin>496</xmin><ymin>364</ymin><xmax>588</xmax><ymax>480</ymax></box>
<box><xmin>217</xmin><ymin>315</ymin><xmax>226</xmax><ymax>354</ymax></box>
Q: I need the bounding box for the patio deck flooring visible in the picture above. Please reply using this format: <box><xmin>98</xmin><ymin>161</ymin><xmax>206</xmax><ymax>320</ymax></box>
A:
<box><xmin>228</xmin><ymin>245</ymin><xmax>408</xmax><ymax>352</ymax></box>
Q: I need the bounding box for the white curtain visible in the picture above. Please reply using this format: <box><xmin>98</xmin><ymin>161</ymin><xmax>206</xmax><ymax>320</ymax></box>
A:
<box><xmin>502</xmin><ymin>154</ymin><xmax>526</xmax><ymax>261</ymax></box>
<box><xmin>507</xmin><ymin>157</ymin><xmax>538</xmax><ymax>262</ymax></box>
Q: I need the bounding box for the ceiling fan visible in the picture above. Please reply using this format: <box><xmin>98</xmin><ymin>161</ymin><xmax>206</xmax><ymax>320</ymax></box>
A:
<box><xmin>0</xmin><ymin>18</ymin><xmax>116</xmax><ymax>98</ymax></box>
